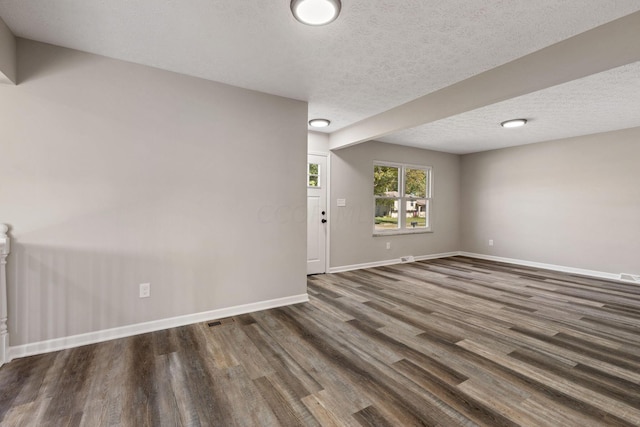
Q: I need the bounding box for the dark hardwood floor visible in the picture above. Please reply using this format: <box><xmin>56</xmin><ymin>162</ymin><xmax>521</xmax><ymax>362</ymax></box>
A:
<box><xmin>1</xmin><ymin>256</ymin><xmax>639</xmax><ymax>426</ymax></box>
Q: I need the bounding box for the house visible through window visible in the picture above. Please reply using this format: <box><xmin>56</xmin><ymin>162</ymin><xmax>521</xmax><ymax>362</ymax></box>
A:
<box><xmin>374</xmin><ymin>162</ymin><xmax>431</xmax><ymax>234</ymax></box>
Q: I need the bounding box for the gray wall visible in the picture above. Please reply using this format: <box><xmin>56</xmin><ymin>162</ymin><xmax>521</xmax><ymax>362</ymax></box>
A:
<box><xmin>330</xmin><ymin>141</ymin><xmax>460</xmax><ymax>268</ymax></box>
<box><xmin>0</xmin><ymin>39</ymin><xmax>308</xmax><ymax>345</ymax></box>
<box><xmin>0</xmin><ymin>17</ymin><xmax>16</xmax><ymax>84</ymax></box>
<box><xmin>461</xmin><ymin>127</ymin><xmax>640</xmax><ymax>274</ymax></box>
<box><xmin>308</xmin><ymin>131</ymin><xmax>329</xmax><ymax>154</ymax></box>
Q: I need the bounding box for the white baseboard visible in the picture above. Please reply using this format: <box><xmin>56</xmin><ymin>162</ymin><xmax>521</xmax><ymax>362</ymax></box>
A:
<box><xmin>7</xmin><ymin>293</ymin><xmax>308</xmax><ymax>362</ymax></box>
<box><xmin>459</xmin><ymin>252</ymin><xmax>629</xmax><ymax>282</ymax></box>
<box><xmin>329</xmin><ymin>251</ymin><xmax>633</xmax><ymax>285</ymax></box>
<box><xmin>328</xmin><ymin>251</ymin><xmax>459</xmax><ymax>273</ymax></box>
<box><xmin>414</xmin><ymin>252</ymin><xmax>461</xmax><ymax>262</ymax></box>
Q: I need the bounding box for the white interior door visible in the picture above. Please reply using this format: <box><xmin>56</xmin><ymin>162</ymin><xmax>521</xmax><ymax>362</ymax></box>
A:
<box><xmin>307</xmin><ymin>154</ymin><xmax>327</xmax><ymax>275</ymax></box>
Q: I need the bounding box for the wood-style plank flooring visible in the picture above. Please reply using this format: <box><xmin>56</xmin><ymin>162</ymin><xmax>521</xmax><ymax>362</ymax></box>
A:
<box><xmin>1</xmin><ymin>256</ymin><xmax>640</xmax><ymax>426</ymax></box>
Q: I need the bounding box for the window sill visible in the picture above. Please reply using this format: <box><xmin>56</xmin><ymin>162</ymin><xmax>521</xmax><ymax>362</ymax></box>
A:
<box><xmin>373</xmin><ymin>229</ymin><xmax>433</xmax><ymax>237</ymax></box>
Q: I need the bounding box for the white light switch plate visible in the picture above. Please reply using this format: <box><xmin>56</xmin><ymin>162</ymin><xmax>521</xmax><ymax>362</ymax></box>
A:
<box><xmin>337</xmin><ymin>198</ymin><xmax>346</xmax><ymax>207</ymax></box>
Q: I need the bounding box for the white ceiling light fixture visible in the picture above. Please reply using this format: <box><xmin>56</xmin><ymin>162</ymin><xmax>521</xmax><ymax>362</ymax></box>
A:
<box><xmin>291</xmin><ymin>0</ymin><xmax>342</xmax><ymax>26</ymax></box>
<box><xmin>500</xmin><ymin>118</ymin><xmax>528</xmax><ymax>128</ymax></box>
<box><xmin>309</xmin><ymin>118</ymin><xmax>331</xmax><ymax>128</ymax></box>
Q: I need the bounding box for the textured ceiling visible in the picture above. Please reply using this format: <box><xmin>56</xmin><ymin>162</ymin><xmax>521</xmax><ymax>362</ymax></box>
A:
<box><xmin>1</xmin><ymin>1</ymin><xmax>640</xmax><ymax>153</ymax></box>
<box><xmin>379</xmin><ymin>61</ymin><xmax>640</xmax><ymax>154</ymax></box>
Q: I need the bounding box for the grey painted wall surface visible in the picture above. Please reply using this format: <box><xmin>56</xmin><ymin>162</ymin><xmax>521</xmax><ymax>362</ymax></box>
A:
<box><xmin>308</xmin><ymin>131</ymin><xmax>329</xmax><ymax>154</ymax></box>
<box><xmin>330</xmin><ymin>141</ymin><xmax>460</xmax><ymax>268</ymax></box>
<box><xmin>461</xmin><ymin>127</ymin><xmax>640</xmax><ymax>274</ymax></box>
<box><xmin>0</xmin><ymin>40</ymin><xmax>308</xmax><ymax>345</ymax></box>
<box><xmin>0</xmin><ymin>17</ymin><xmax>16</xmax><ymax>84</ymax></box>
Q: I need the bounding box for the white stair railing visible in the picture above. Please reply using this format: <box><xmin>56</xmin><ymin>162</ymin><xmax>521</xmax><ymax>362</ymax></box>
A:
<box><xmin>0</xmin><ymin>224</ymin><xmax>9</xmax><ymax>366</ymax></box>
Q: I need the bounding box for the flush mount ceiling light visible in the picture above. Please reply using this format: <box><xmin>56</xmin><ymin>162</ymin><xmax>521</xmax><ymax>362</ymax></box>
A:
<box><xmin>291</xmin><ymin>0</ymin><xmax>342</xmax><ymax>26</ymax></box>
<box><xmin>500</xmin><ymin>119</ymin><xmax>528</xmax><ymax>128</ymax></box>
<box><xmin>309</xmin><ymin>118</ymin><xmax>331</xmax><ymax>128</ymax></box>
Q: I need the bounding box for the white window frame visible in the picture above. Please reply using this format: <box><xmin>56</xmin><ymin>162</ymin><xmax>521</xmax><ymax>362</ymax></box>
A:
<box><xmin>373</xmin><ymin>161</ymin><xmax>432</xmax><ymax>236</ymax></box>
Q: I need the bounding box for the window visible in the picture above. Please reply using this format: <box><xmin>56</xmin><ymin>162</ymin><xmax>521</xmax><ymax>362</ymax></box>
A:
<box><xmin>308</xmin><ymin>163</ymin><xmax>320</xmax><ymax>187</ymax></box>
<box><xmin>374</xmin><ymin>162</ymin><xmax>431</xmax><ymax>234</ymax></box>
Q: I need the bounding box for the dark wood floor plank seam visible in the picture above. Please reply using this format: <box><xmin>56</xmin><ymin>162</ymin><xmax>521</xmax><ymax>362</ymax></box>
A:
<box><xmin>456</xmin><ymin>338</ymin><xmax>640</xmax><ymax>426</ymax></box>
<box><xmin>275</xmin><ymin>305</ymin><xmax>463</xmax><ymax>426</ymax></box>
<box><xmin>508</xmin><ymin>348</ymin><xmax>640</xmax><ymax>410</ymax></box>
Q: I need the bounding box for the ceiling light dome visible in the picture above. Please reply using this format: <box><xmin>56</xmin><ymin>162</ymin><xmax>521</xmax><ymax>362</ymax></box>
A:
<box><xmin>291</xmin><ymin>0</ymin><xmax>342</xmax><ymax>26</ymax></box>
<box><xmin>500</xmin><ymin>119</ymin><xmax>527</xmax><ymax>128</ymax></box>
<box><xmin>309</xmin><ymin>118</ymin><xmax>331</xmax><ymax>128</ymax></box>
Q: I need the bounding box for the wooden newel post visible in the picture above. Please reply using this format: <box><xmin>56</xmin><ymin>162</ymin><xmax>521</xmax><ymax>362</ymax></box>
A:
<box><xmin>0</xmin><ymin>224</ymin><xmax>10</xmax><ymax>366</ymax></box>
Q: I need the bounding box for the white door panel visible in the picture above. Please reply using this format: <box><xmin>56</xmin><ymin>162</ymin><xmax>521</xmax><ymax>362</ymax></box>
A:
<box><xmin>307</xmin><ymin>154</ymin><xmax>327</xmax><ymax>275</ymax></box>
<box><xmin>307</xmin><ymin>196</ymin><xmax>321</xmax><ymax>261</ymax></box>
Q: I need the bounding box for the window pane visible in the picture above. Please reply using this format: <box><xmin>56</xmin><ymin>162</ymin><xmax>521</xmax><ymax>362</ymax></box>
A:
<box><xmin>374</xmin><ymin>165</ymin><xmax>399</xmax><ymax>196</ymax></box>
<box><xmin>375</xmin><ymin>199</ymin><xmax>399</xmax><ymax>231</ymax></box>
<box><xmin>405</xmin><ymin>168</ymin><xmax>428</xmax><ymax>198</ymax></box>
<box><xmin>405</xmin><ymin>199</ymin><xmax>428</xmax><ymax>229</ymax></box>
<box><xmin>308</xmin><ymin>163</ymin><xmax>319</xmax><ymax>187</ymax></box>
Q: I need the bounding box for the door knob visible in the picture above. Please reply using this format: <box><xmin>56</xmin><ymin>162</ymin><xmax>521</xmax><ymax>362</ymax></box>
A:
<box><xmin>321</xmin><ymin>219</ymin><xmax>327</xmax><ymax>224</ymax></box>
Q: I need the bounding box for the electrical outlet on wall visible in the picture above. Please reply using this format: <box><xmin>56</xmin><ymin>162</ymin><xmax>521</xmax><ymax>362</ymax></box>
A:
<box><xmin>139</xmin><ymin>283</ymin><xmax>151</xmax><ymax>298</ymax></box>
<box><xmin>489</xmin><ymin>239</ymin><xmax>494</xmax><ymax>246</ymax></box>
<box><xmin>386</xmin><ymin>242</ymin><xmax>391</xmax><ymax>250</ymax></box>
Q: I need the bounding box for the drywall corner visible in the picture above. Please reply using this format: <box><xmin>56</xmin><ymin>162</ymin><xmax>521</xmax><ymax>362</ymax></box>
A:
<box><xmin>0</xmin><ymin>17</ymin><xmax>16</xmax><ymax>84</ymax></box>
